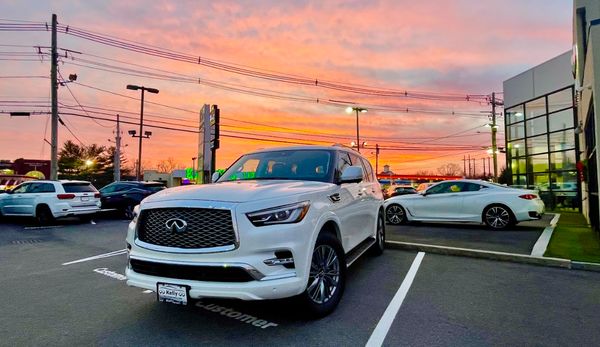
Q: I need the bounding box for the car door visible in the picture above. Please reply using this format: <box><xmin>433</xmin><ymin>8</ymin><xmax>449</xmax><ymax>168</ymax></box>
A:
<box><xmin>408</xmin><ymin>182</ymin><xmax>465</xmax><ymax>220</ymax></box>
<box><xmin>347</xmin><ymin>153</ymin><xmax>372</xmax><ymax>244</ymax></box>
<box><xmin>359</xmin><ymin>157</ymin><xmax>380</xmax><ymax>238</ymax></box>
<box><xmin>458</xmin><ymin>183</ymin><xmax>489</xmax><ymax>221</ymax></box>
<box><xmin>332</xmin><ymin>152</ymin><xmax>364</xmax><ymax>251</ymax></box>
<box><xmin>3</xmin><ymin>182</ymin><xmax>35</xmax><ymax>215</ymax></box>
<box><xmin>101</xmin><ymin>183</ymin><xmax>131</xmax><ymax>209</ymax></box>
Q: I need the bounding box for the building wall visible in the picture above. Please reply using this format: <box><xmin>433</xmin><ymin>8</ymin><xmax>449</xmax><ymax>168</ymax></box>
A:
<box><xmin>574</xmin><ymin>0</ymin><xmax>600</xmax><ymax>230</ymax></box>
<box><xmin>503</xmin><ymin>52</ymin><xmax>578</xmax><ymax>210</ymax></box>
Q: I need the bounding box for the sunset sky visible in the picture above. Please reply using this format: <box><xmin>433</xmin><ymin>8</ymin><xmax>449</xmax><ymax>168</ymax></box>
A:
<box><xmin>0</xmin><ymin>0</ymin><xmax>573</xmax><ymax>176</ymax></box>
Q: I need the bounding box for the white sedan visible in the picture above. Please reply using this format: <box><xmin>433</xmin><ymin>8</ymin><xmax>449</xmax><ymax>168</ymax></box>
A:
<box><xmin>384</xmin><ymin>180</ymin><xmax>545</xmax><ymax>229</ymax></box>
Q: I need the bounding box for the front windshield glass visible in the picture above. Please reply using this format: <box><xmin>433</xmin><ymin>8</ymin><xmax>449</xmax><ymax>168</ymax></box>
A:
<box><xmin>218</xmin><ymin>150</ymin><xmax>333</xmax><ymax>183</ymax></box>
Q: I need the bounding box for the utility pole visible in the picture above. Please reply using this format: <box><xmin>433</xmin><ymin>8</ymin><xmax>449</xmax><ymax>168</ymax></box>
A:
<box><xmin>114</xmin><ymin>114</ymin><xmax>121</xmax><ymax>181</ymax></box>
<box><xmin>471</xmin><ymin>158</ymin><xmax>476</xmax><ymax>177</ymax></box>
<box><xmin>467</xmin><ymin>154</ymin><xmax>471</xmax><ymax>177</ymax></box>
<box><xmin>463</xmin><ymin>155</ymin><xmax>467</xmax><ymax>177</ymax></box>
<box><xmin>50</xmin><ymin>14</ymin><xmax>58</xmax><ymax>180</ymax></box>
<box><xmin>482</xmin><ymin>158</ymin><xmax>486</xmax><ymax>177</ymax></box>
<box><xmin>375</xmin><ymin>144</ymin><xmax>380</xmax><ymax>176</ymax></box>
<box><xmin>491</xmin><ymin>92</ymin><xmax>503</xmax><ymax>181</ymax></box>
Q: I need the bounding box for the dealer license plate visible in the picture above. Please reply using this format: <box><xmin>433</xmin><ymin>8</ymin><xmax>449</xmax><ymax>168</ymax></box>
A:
<box><xmin>157</xmin><ymin>283</ymin><xmax>188</xmax><ymax>305</ymax></box>
<box><xmin>81</xmin><ymin>196</ymin><xmax>89</xmax><ymax>201</ymax></box>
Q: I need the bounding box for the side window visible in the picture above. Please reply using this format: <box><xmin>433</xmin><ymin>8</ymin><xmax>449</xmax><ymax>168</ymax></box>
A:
<box><xmin>426</xmin><ymin>182</ymin><xmax>455</xmax><ymax>195</ymax></box>
<box><xmin>12</xmin><ymin>183</ymin><xmax>31</xmax><ymax>194</ymax></box>
<box><xmin>360</xmin><ymin>158</ymin><xmax>375</xmax><ymax>182</ymax></box>
<box><xmin>463</xmin><ymin>183</ymin><xmax>481</xmax><ymax>192</ymax></box>
<box><xmin>29</xmin><ymin>183</ymin><xmax>55</xmax><ymax>193</ymax></box>
<box><xmin>336</xmin><ymin>152</ymin><xmax>352</xmax><ymax>181</ymax></box>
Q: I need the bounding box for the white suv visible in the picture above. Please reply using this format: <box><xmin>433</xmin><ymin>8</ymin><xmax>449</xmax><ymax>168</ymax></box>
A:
<box><xmin>0</xmin><ymin>180</ymin><xmax>101</xmax><ymax>224</ymax></box>
<box><xmin>126</xmin><ymin>145</ymin><xmax>385</xmax><ymax>317</ymax></box>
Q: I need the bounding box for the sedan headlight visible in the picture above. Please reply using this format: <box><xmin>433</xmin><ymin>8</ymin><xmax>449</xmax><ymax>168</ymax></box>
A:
<box><xmin>246</xmin><ymin>201</ymin><xmax>310</xmax><ymax>227</ymax></box>
<box><xmin>131</xmin><ymin>205</ymin><xmax>141</xmax><ymax>224</ymax></box>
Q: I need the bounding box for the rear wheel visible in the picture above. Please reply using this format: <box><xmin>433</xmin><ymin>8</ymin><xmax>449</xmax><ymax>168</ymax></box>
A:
<box><xmin>386</xmin><ymin>204</ymin><xmax>406</xmax><ymax>225</ymax></box>
<box><xmin>36</xmin><ymin>205</ymin><xmax>54</xmax><ymax>225</ymax></box>
<box><xmin>369</xmin><ymin>210</ymin><xmax>385</xmax><ymax>255</ymax></box>
<box><xmin>483</xmin><ymin>205</ymin><xmax>513</xmax><ymax>230</ymax></box>
<box><xmin>300</xmin><ymin>232</ymin><xmax>346</xmax><ymax>318</ymax></box>
<box><xmin>123</xmin><ymin>205</ymin><xmax>135</xmax><ymax>220</ymax></box>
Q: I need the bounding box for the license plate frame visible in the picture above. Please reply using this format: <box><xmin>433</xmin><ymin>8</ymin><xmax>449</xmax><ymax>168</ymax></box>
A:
<box><xmin>157</xmin><ymin>282</ymin><xmax>189</xmax><ymax>305</ymax></box>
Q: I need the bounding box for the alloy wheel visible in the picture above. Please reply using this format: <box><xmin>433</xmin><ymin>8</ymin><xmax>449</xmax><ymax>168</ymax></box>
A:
<box><xmin>307</xmin><ymin>245</ymin><xmax>341</xmax><ymax>304</ymax></box>
<box><xmin>485</xmin><ymin>206</ymin><xmax>510</xmax><ymax>229</ymax></box>
<box><xmin>386</xmin><ymin>205</ymin><xmax>404</xmax><ymax>224</ymax></box>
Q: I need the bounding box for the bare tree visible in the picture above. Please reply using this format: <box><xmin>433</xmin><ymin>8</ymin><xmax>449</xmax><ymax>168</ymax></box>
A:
<box><xmin>415</xmin><ymin>170</ymin><xmax>433</xmax><ymax>176</ymax></box>
<box><xmin>437</xmin><ymin>163</ymin><xmax>462</xmax><ymax>176</ymax></box>
<box><xmin>156</xmin><ymin>157</ymin><xmax>180</xmax><ymax>173</ymax></box>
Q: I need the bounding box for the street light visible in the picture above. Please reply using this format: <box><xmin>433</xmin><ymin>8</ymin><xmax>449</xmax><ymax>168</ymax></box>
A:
<box><xmin>126</xmin><ymin>84</ymin><xmax>159</xmax><ymax>181</ymax></box>
<box><xmin>346</xmin><ymin>106</ymin><xmax>367</xmax><ymax>152</ymax></box>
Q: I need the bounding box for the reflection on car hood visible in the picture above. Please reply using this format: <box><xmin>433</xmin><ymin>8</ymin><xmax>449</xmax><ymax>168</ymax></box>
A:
<box><xmin>143</xmin><ymin>180</ymin><xmax>335</xmax><ymax>203</ymax></box>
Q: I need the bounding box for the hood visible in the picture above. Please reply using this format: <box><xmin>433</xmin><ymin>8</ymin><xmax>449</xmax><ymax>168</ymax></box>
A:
<box><xmin>143</xmin><ymin>180</ymin><xmax>335</xmax><ymax>203</ymax></box>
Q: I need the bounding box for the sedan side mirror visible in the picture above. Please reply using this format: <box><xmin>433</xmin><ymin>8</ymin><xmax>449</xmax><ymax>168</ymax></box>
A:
<box><xmin>340</xmin><ymin>166</ymin><xmax>363</xmax><ymax>184</ymax></box>
<box><xmin>211</xmin><ymin>171</ymin><xmax>221</xmax><ymax>183</ymax></box>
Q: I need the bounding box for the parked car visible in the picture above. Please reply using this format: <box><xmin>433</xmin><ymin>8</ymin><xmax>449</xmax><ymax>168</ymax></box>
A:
<box><xmin>0</xmin><ymin>180</ymin><xmax>101</xmax><ymax>224</ymax></box>
<box><xmin>384</xmin><ymin>179</ymin><xmax>544</xmax><ymax>230</ymax></box>
<box><xmin>388</xmin><ymin>185</ymin><xmax>417</xmax><ymax>198</ymax></box>
<box><xmin>126</xmin><ymin>145</ymin><xmax>385</xmax><ymax>317</ymax></box>
<box><xmin>99</xmin><ymin>181</ymin><xmax>166</xmax><ymax>219</ymax></box>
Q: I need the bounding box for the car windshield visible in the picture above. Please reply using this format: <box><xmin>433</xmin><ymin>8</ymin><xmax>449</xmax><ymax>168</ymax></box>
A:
<box><xmin>218</xmin><ymin>149</ymin><xmax>333</xmax><ymax>183</ymax></box>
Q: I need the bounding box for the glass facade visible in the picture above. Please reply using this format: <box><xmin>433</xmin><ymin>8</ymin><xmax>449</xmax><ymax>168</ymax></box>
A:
<box><xmin>505</xmin><ymin>86</ymin><xmax>579</xmax><ymax>210</ymax></box>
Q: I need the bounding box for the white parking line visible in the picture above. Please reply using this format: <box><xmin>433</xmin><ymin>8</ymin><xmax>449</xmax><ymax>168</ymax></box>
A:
<box><xmin>366</xmin><ymin>252</ymin><xmax>425</xmax><ymax>347</ymax></box>
<box><xmin>62</xmin><ymin>249</ymin><xmax>127</xmax><ymax>266</ymax></box>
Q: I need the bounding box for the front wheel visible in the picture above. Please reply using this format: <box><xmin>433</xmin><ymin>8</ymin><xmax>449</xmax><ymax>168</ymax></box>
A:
<box><xmin>483</xmin><ymin>205</ymin><xmax>513</xmax><ymax>230</ymax></box>
<box><xmin>300</xmin><ymin>232</ymin><xmax>346</xmax><ymax>318</ymax></box>
<box><xmin>122</xmin><ymin>205</ymin><xmax>135</xmax><ymax>220</ymax></box>
<box><xmin>36</xmin><ymin>205</ymin><xmax>55</xmax><ymax>225</ymax></box>
<box><xmin>386</xmin><ymin>204</ymin><xmax>406</xmax><ymax>225</ymax></box>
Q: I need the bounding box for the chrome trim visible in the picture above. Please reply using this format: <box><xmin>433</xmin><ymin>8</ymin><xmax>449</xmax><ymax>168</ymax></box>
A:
<box><xmin>129</xmin><ymin>255</ymin><xmax>265</xmax><ymax>280</ymax></box>
<box><xmin>264</xmin><ymin>257</ymin><xmax>294</xmax><ymax>266</ymax></box>
<box><xmin>261</xmin><ymin>272</ymin><xmax>297</xmax><ymax>281</ymax></box>
<box><xmin>134</xmin><ymin>238</ymin><xmax>236</xmax><ymax>254</ymax></box>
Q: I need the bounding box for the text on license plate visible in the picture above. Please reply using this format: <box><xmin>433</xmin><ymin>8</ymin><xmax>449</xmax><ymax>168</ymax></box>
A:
<box><xmin>157</xmin><ymin>283</ymin><xmax>188</xmax><ymax>305</ymax></box>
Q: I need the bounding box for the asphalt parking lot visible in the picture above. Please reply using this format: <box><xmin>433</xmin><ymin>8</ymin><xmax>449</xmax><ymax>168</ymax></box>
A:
<box><xmin>386</xmin><ymin>214</ymin><xmax>552</xmax><ymax>255</ymax></box>
<box><xmin>1</xmin><ymin>217</ymin><xmax>599</xmax><ymax>346</ymax></box>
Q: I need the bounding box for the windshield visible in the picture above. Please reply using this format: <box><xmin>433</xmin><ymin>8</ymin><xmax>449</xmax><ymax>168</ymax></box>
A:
<box><xmin>218</xmin><ymin>149</ymin><xmax>334</xmax><ymax>183</ymax></box>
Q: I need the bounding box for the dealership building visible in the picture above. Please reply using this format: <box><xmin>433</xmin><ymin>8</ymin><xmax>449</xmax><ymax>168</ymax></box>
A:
<box><xmin>503</xmin><ymin>0</ymin><xmax>600</xmax><ymax>231</ymax></box>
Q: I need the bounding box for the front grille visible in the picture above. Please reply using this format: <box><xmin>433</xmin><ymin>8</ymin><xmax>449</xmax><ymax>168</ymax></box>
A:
<box><xmin>130</xmin><ymin>259</ymin><xmax>254</xmax><ymax>282</ymax></box>
<box><xmin>137</xmin><ymin>208</ymin><xmax>236</xmax><ymax>249</ymax></box>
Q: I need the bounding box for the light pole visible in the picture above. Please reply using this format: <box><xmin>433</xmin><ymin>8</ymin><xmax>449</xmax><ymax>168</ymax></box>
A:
<box><xmin>126</xmin><ymin>84</ymin><xmax>159</xmax><ymax>181</ymax></box>
<box><xmin>192</xmin><ymin>157</ymin><xmax>197</xmax><ymax>183</ymax></box>
<box><xmin>346</xmin><ymin>106</ymin><xmax>367</xmax><ymax>152</ymax></box>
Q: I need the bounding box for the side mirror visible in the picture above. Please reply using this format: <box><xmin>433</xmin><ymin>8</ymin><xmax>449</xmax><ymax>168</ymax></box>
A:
<box><xmin>211</xmin><ymin>172</ymin><xmax>221</xmax><ymax>183</ymax></box>
<box><xmin>340</xmin><ymin>166</ymin><xmax>363</xmax><ymax>184</ymax></box>
<box><xmin>419</xmin><ymin>190</ymin><xmax>427</xmax><ymax>196</ymax></box>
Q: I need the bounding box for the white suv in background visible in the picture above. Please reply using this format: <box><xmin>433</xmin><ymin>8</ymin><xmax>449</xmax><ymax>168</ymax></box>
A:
<box><xmin>0</xmin><ymin>180</ymin><xmax>101</xmax><ymax>224</ymax></box>
<box><xmin>126</xmin><ymin>145</ymin><xmax>385</xmax><ymax>317</ymax></box>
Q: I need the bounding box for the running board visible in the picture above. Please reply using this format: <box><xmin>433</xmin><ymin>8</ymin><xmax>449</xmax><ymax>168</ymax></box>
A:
<box><xmin>346</xmin><ymin>237</ymin><xmax>376</xmax><ymax>267</ymax></box>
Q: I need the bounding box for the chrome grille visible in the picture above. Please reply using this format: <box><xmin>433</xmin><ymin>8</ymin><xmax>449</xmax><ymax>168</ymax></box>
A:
<box><xmin>137</xmin><ymin>208</ymin><xmax>236</xmax><ymax>249</ymax></box>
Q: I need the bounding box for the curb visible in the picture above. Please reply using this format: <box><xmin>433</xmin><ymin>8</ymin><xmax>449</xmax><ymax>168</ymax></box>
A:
<box><xmin>571</xmin><ymin>261</ymin><xmax>600</xmax><ymax>272</ymax></box>
<box><xmin>385</xmin><ymin>240</ymin><xmax>572</xmax><ymax>269</ymax></box>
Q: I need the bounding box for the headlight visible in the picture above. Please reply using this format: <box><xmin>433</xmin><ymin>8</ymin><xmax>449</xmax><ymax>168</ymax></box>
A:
<box><xmin>131</xmin><ymin>205</ymin><xmax>140</xmax><ymax>224</ymax></box>
<box><xmin>246</xmin><ymin>201</ymin><xmax>310</xmax><ymax>227</ymax></box>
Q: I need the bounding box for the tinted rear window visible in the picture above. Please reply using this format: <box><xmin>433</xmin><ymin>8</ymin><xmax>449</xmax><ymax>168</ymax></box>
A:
<box><xmin>62</xmin><ymin>183</ymin><xmax>97</xmax><ymax>193</ymax></box>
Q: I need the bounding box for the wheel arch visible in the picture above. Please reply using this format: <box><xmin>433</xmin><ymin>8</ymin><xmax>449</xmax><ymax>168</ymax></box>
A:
<box><xmin>35</xmin><ymin>203</ymin><xmax>53</xmax><ymax>217</ymax></box>
<box><xmin>481</xmin><ymin>203</ymin><xmax>516</xmax><ymax>224</ymax></box>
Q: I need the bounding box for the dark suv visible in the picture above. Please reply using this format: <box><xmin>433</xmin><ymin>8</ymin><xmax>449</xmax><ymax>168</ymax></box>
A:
<box><xmin>99</xmin><ymin>181</ymin><xmax>166</xmax><ymax>218</ymax></box>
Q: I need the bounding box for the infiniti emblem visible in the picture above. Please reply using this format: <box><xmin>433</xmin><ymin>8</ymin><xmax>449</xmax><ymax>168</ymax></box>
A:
<box><xmin>165</xmin><ymin>218</ymin><xmax>188</xmax><ymax>233</ymax></box>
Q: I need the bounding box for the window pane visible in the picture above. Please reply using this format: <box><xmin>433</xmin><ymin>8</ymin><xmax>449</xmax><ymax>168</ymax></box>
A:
<box><xmin>508</xmin><ymin>140</ymin><xmax>525</xmax><ymax>157</ymax></box>
<box><xmin>526</xmin><ymin>135</ymin><xmax>548</xmax><ymax>155</ymax></box>
<box><xmin>548</xmin><ymin>88</ymin><xmax>573</xmax><ymax>113</ymax></box>
<box><xmin>550</xmin><ymin>150</ymin><xmax>576</xmax><ymax>171</ymax></box>
<box><xmin>513</xmin><ymin>175</ymin><xmax>527</xmax><ymax>186</ymax></box>
<box><xmin>505</xmin><ymin>105</ymin><xmax>524</xmax><ymax>125</ymax></box>
<box><xmin>533</xmin><ymin>172</ymin><xmax>550</xmax><ymax>188</ymax></box>
<box><xmin>507</xmin><ymin>122</ymin><xmax>525</xmax><ymax>140</ymax></box>
<box><xmin>525</xmin><ymin>97</ymin><xmax>546</xmax><ymax>119</ymax></box>
<box><xmin>527</xmin><ymin>153</ymin><xmax>549</xmax><ymax>172</ymax></box>
<box><xmin>548</xmin><ymin>109</ymin><xmax>574</xmax><ymax>132</ymax></box>
<box><xmin>526</xmin><ymin>116</ymin><xmax>547</xmax><ymax>137</ymax></box>
<box><xmin>551</xmin><ymin>171</ymin><xmax>578</xmax><ymax>190</ymax></box>
<box><xmin>511</xmin><ymin>158</ymin><xmax>526</xmax><ymax>175</ymax></box>
<box><xmin>549</xmin><ymin>130</ymin><xmax>575</xmax><ymax>151</ymax></box>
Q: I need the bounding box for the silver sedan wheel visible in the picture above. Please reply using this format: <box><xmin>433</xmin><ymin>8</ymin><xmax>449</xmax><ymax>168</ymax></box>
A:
<box><xmin>485</xmin><ymin>206</ymin><xmax>510</xmax><ymax>229</ymax></box>
<box><xmin>386</xmin><ymin>204</ymin><xmax>405</xmax><ymax>224</ymax></box>
<box><xmin>307</xmin><ymin>245</ymin><xmax>340</xmax><ymax>304</ymax></box>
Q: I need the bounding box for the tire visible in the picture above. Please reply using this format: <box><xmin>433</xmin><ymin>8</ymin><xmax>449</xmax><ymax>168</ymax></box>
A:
<box><xmin>80</xmin><ymin>214</ymin><xmax>94</xmax><ymax>223</ymax></box>
<box><xmin>369</xmin><ymin>210</ymin><xmax>385</xmax><ymax>256</ymax></box>
<box><xmin>36</xmin><ymin>205</ymin><xmax>55</xmax><ymax>225</ymax></box>
<box><xmin>386</xmin><ymin>204</ymin><xmax>406</xmax><ymax>225</ymax></box>
<box><xmin>483</xmin><ymin>205</ymin><xmax>513</xmax><ymax>230</ymax></box>
<box><xmin>122</xmin><ymin>205</ymin><xmax>135</xmax><ymax>220</ymax></box>
<box><xmin>300</xmin><ymin>232</ymin><xmax>347</xmax><ymax>318</ymax></box>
